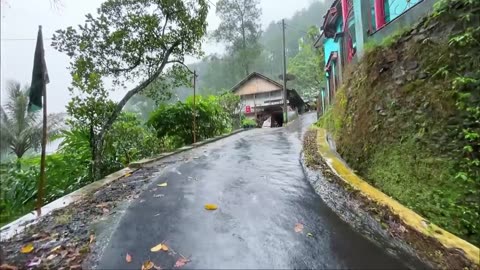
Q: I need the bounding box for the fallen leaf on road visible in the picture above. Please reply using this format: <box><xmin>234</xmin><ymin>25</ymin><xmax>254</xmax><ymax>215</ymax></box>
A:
<box><xmin>0</xmin><ymin>264</ymin><xmax>18</xmax><ymax>270</ymax></box>
<box><xmin>126</xmin><ymin>253</ymin><xmax>132</xmax><ymax>263</ymax></box>
<box><xmin>142</xmin><ymin>260</ymin><xmax>154</xmax><ymax>270</ymax></box>
<box><xmin>89</xmin><ymin>234</ymin><xmax>95</xmax><ymax>244</ymax></box>
<box><xmin>27</xmin><ymin>257</ymin><xmax>41</xmax><ymax>267</ymax></box>
<box><xmin>294</xmin><ymin>223</ymin><xmax>304</xmax><ymax>233</ymax></box>
<box><xmin>125</xmin><ymin>173</ymin><xmax>132</xmax><ymax>177</ymax></box>
<box><xmin>204</xmin><ymin>204</ymin><xmax>218</xmax><ymax>210</ymax></box>
<box><xmin>157</xmin><ymin>182</ymin><xmax>168</xmax><ymax>187</ymax></box>
<box><xmin>151</xmin><ymin>243</ymin><xmax>169</xmax><ymax>252</ymax></box>
<box><xmin>174</xmin><ymin>257</ymin><xmax>189</xmax><ymax>268</ymax></box>
<box><xmin>306</xmin><ymin>232</ymin><xmax>314</xmax><ymax>237</ymax></box>
<box><xmin>46</xmin><ymin>254</ymin><xmax>57</xmax><ymax>261</ymax></box>
<box><xmin>20</xmin><ymin>243</ymin><xmax>34</xmax><ymax>253</ymax></box>
<box><xmin>50</xmin><ymin>245</ymin><xmax>62</xmax><ymax>253</ymax></box>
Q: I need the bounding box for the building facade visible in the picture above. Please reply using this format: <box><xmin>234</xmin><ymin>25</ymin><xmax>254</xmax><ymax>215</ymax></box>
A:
<box><xmin>315</xmin><ymin>0</ymin><xmax>436</xmax><ymax>113</ymax></box>
<box><xmin>231</xmin><ymin>72</ymin><xmax>304</xmax><ymax>127</ymax></box>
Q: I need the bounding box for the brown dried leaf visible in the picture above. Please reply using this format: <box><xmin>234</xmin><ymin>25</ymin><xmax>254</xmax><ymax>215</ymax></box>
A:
<box><xmin>126</xmin><ymin>253</ymin><xmax>132</xmax><ymax>263</ymax></box>
<box><xmin>89</xmin><ymin>234</ymin><xmax>95</xmax><ymax>244</ymax></box>
<box><xmin>141</xmin><ymin>260</ymin><xmax>154</xmax><ymax>270</ymax></box>
<box><xmin>294</xmin><ymin>223</ymin><xmax>304</xmax><ymax>233</ymax></box>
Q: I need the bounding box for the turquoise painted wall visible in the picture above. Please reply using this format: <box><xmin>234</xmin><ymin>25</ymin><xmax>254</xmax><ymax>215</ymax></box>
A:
<box><xmin>323</xmin><ymin>38</ymin><xmax>339</xmax><ymax>64</ymax></box>
<box><xmin>386</xmin><ymin>0</ymin><xmax>422</xmax><ymax>22</ymax></box>
<box><xmin>323</xmin><ymin>18</ymin><xmax>343</xmax><ymax>64</ymax></box>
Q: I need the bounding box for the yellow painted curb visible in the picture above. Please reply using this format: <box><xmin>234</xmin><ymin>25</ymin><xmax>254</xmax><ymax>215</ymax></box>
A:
<box><xmin>314</xmin><ymin>127</ymin><xmax>480</xmax><ymax>265</ymax></box>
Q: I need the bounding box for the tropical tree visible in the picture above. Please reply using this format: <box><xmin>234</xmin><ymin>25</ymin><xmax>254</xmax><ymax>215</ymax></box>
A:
<box><xmin>0</xmin><ymin>80</ymin><xmax>62</xmax><ymax>159</ymax></box>
<box><xmin>52</xmin><ymin>0</ymin><xmax>209</xmax><ymax>179</ymax></box>
<box><xmin>213</xmin><ymin>0</ymin><xmax>262</xmax><ymax>76</ymax></box>
<box><xmin>287</xmin><ymin>26</ymin><xmax>324</xmax><ymax>100</ymax></box>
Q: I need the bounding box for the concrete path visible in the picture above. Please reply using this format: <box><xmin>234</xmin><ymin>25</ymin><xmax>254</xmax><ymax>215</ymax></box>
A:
<box><xmin>96</xmin><ymin>113</ymin><xmax>409</xmax><ymax>269</ymax></box>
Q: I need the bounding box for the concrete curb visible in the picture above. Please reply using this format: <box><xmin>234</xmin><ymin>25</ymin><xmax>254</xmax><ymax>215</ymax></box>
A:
<box><xmin>1</xmin><ymin>129</ymin><xmax>245</xmax><ymax>240</ymax></box>
<box><xmin>313</xmin><ymin>127</ymin><xmax>480</xmax><ymax>265</ymax></box>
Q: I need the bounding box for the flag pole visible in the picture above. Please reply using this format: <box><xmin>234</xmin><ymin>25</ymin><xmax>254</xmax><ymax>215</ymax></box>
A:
<box><xmin>192</xmin><ymin>70</ymin><xmax>197</xmax><ymax>144</ymax></box>
<box><xmin>36</xmin><ymin>25</ymin><xmax>47</xmax><ymax>217</ymax></box>
<box><xmin>36</xmin><ymin>75</ymin><xmax>47</xmax><ymax>216</ymax></box>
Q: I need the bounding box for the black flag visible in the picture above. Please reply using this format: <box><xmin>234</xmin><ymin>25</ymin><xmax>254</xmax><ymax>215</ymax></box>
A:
<box><xmin>28</xmin><ymin>25</ymin><xmax>49</xmax><ymax>112</ymax></box>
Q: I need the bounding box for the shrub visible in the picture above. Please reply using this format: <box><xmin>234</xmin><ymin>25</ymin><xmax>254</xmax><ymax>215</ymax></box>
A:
<box><xmin>242</xmin><ymin>118</ymin><xmax>257</xmax><ymax>128</ymax></box>
<box><xmin>148</xmin><ymin>95</ymin><xmax>232</xmax><ymax>146</ymax></box>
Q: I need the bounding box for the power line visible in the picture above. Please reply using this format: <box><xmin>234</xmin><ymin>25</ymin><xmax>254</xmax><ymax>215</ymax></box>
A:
<box><xmin>285</xmin><ymin>23</ymin><xmax>309</xmax><ymax>35</ymax></box>
<box><xmin>207</xmin><ymin>0</ymin><xmax>216</xmax><ymax>8</ymax></box>
<box><xmin>1</xmin><ymin>38</ymin><xmax>53</xmax><ymax>41</ymax></box>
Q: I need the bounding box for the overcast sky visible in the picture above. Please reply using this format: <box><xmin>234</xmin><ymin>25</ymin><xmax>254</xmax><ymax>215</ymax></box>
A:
<box><xmin>1</xmin><ymin>0</ymin><xmax>321</xmax><ymax>113</ymax></box>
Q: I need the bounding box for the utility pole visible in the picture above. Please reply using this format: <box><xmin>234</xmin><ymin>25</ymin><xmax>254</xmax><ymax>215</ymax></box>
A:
<box><xmin>282</xmin><ymin>19</ymin><xmax>288</xmax><ymax>124</ymax></box>
<box><xmin>193</xmin><ymin>70</ymin><xmax>197</xmax><ymax>143</ymax></box>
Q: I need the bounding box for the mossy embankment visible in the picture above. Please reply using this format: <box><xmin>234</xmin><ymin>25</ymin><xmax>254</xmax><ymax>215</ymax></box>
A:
<box><xmin>317</xmin><ymin>0</ymin><xmax>480</xmax><ymax>246</ymax></box>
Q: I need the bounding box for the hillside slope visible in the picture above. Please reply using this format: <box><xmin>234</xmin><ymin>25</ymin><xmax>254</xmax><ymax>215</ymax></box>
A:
<box><xmin>317</xmin><ymin>0</ymin><xmax>479</xmax><ymax>246</ymax></box>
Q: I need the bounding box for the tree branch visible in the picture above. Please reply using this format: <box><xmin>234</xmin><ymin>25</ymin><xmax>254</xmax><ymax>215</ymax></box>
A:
<box><xmin>98</xmin><ymin>42</ymin><xmax>180</xmax><ymax>144</ymax></box>
<box><xmin>108</xmin><ymin>57</ymin><xmax>142</xmax><ymax>74</ymax></box>
<box><xmin>167</xmin><ymin>60</ymin><xmax>194</xmax><ymax>74</ymax></box>
<box><xmin>162</xmin><ymin>14</ymin><xmax>170</xmax><ymax>38</ymax></box>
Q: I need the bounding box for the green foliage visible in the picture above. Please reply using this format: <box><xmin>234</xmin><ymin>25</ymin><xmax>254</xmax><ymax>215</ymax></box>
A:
<box><xmin>241</xmin><ymin>117</ymin><xmax>256</xmax><ymax>128</ymax></box>
<box><xmin>188</xmin><ymin>1</ymin><xmax>330</xmax><ymax>97</ymax></box>
<box><xmin>148</xmin><ymin>95</ymin><xmax>231</xmax><ymax>148</ymax></box>
<box><xmin>0</xmin><ymin>152</ymin><xmax>93</xmax><ymax>225</ymax></box>
<box><xmin>218</xmin><ymin>92</ymin><xmax>241</xmax><ymax>128</ymax></box>
<box><xmin>0</xmin><ymin>111</ymin><xmax>164</xmax><ymax>225</ymax></box>
<box><xmin>316</xmin><ymin>88</ymin><xmax>347</xmax><ymax>140</ymax></box>
<box><xmin>0</xmin><ymin>164</ymin><xmax>38</xmax><ymax>224</ymax></box>
<box><xmin>107</xmin><ymin>112</ymin><xmax>162</xmax><ymax>165</ymax></box>
<box><xmin>318</xmin><ymin>0</ymin><xmax>480</xmax><ymax>245</ymax></box>
<box><xmin>367</xmin><ymin>139</ymin><xmax>464</xmax><ymax>235</ymax></box>
<box><xmin>0</xmin><ymin>80</ymin><xmax>62</xmax><ymax>159</ymax></box>
<box><xmin>287</xmin><ymin>26</ymin><xmax>324</xmax><ymax>100</ymax></box>
<box><xmin>213</xmin><ymin>0</ymin><xmax>262</xmax><ymax>76</ymax></box>
<box><xmin>52</xmin><ymin>0</ymin><xmax>209</xmax><ymax>179</ymax></box>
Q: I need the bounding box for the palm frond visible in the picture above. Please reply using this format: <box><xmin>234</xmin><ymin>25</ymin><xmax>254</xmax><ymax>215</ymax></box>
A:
<box><xmin>0</xmin><ymin>80</ymin><xmax>62</xmax><ymax>159</ymax></box>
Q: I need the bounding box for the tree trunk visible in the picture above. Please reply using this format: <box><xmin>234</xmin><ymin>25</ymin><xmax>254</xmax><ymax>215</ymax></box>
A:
<box><xmin>92</xmin><ymin>138</ymin><xmax>103</xmax><ymax>181</ymax></box>
<box><xmin>90</xmin><ymin>43</ymin><xmax>179</xmax><ymax>180</ymax></box>
<box><xmin>241</xmin><ymin>16</ymin><xmax>249</xmax><ymax>76</ymax></box>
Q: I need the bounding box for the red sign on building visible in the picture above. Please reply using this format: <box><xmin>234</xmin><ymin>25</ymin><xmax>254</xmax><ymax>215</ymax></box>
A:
<box><xmin>245</xmin><ymin>105</ymin><xmax>251</xmax><ymax>113</ymax></box>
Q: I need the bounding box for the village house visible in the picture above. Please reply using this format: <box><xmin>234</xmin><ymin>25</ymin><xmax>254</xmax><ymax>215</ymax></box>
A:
<box><xmin>315</xmin><ymin>0</ymin><xmax>436</xmax><ymax>113</ymax></box>
<box><xmin>231</xmin><ymin>72</ymin><xmax>305</xmax><ymax>127</ymax></box>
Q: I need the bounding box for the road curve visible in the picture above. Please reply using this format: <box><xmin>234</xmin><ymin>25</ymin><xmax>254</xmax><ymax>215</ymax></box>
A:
<box><xmin>96</xmin><ymin>113</ymin><xmax>409</xmax><ymax>269</ymax></box>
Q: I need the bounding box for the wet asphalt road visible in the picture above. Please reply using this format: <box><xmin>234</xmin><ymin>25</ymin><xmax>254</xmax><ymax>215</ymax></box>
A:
<box><xmin>97</xmin><ymin>113</ymin><xmax>408</xmax><ymax>269</ymax></box>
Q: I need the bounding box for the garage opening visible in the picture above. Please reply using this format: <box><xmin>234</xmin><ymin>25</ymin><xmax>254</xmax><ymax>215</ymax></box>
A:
<box><xmin>271</xmin><ymin>111</ymin><xmax>284</xmax><ymax>127</ymax></box>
